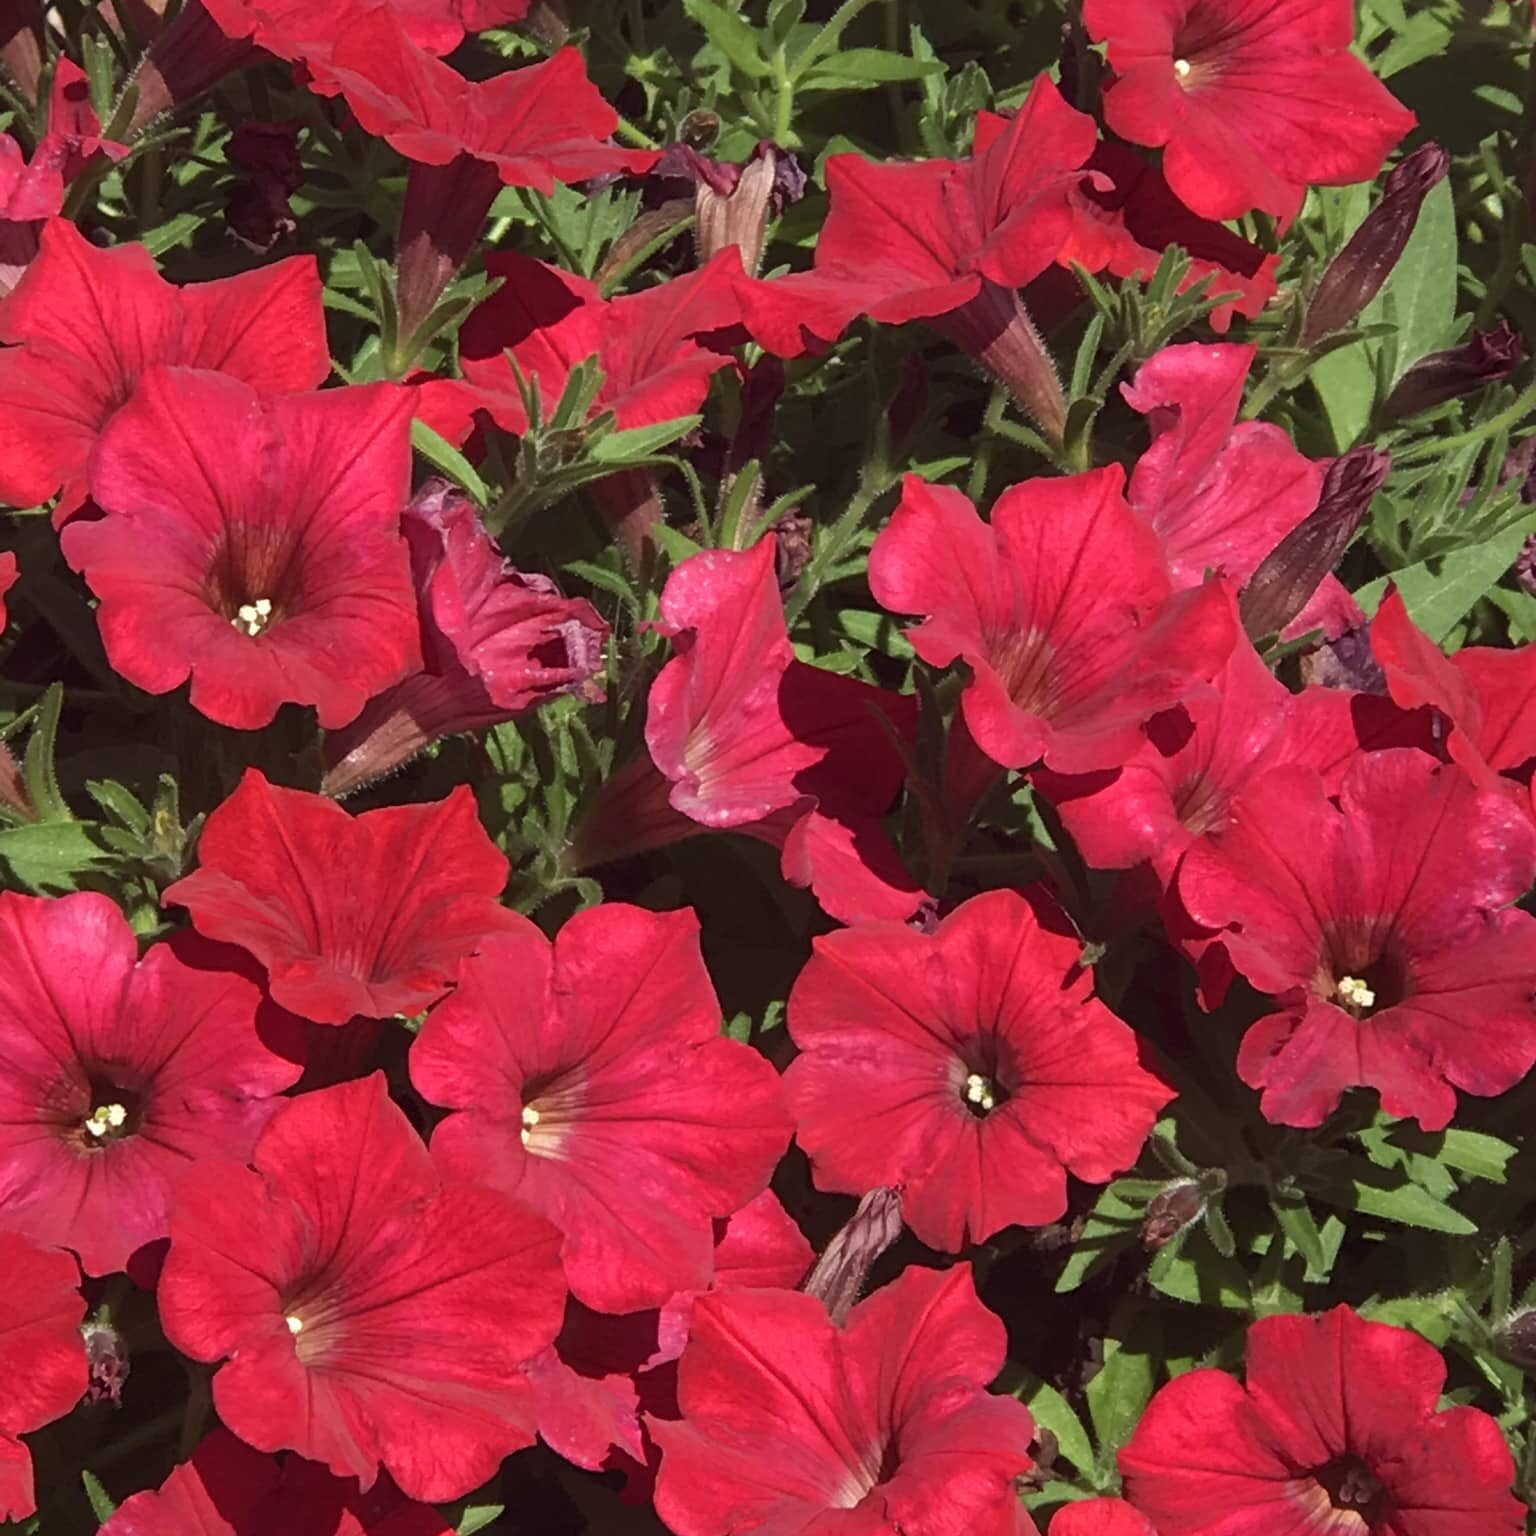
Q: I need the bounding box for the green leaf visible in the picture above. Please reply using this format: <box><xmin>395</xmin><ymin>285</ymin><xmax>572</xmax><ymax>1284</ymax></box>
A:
<box><xmin>1436</xmin><ymin>1129</ymin><xmax>1518</xmax><ymax>1183</ymax></box>
<box><xmin>1353</xmin><ymin>504</ymin><xmax>1536</xmax><ymax>640</ymax></box>
<box><xmin>1338</xmin><ymin>1172</ymin><xmax>1476</xmax><ymax>1235</ymax></box>
<box><xmin>85</xmin><ymin>779</ymin><xmax>152</xmax><ymax>840</ymax></box>
<box><xmin>800</xmin><ymin>48</ymin><xmax>946</xmax><ymax>87</ymax></box>
<box><xmin>1085</xmin><ymin>1318</ymin><xmax>1159</xmax><ymax>1454</ymax></box>
<box><xmin>683</xmin><ymin>0</ymin><xmax>771</xmax><ymax>77</ymax></box>
<box><xmin>0</xmin><ymin>821</ymin><xmax>120</xmax><ymax>892</ymax></box>
<box><xmin>1017</xmin><ymin>1375</ymin><xmax>1095</xmax><ymax>1477</ymax></box>
<box><xmin>82</xmin><ymin>1468</ymin><xmax>116</xmax><ymax>1521</ymax></box>
<box><xmin>22</xmin><ymin>683</ymin><xmax>70</xmax><ymax>822</ymax></box>
<box><xmin>587</xmin><ymin>415</ymin><xmax>702</xmax><ymax>464</ymax></box>
<box><xmin>409</xmin><ymin>420</ymin><xmax>491</xmax><ymax>508</ymax></box>
<box><xmin>1309</xmin><ymin>176</ymin><xmax>1457</xmax><ymax>448</ymax></box>
<box><xmin>457</xmin><ymin>1503</ymin><xmax>506</xmax><ymax>1534</ymax></box>
<box><xmin>1147</xmin><ymin>1238</ymin><xmax>1252</xmax><ymax>1311</ymax></box>
<box><xmin>1270</xmin><ymin>1192</ymin><xmax>1333</xmax><ymax>1282</ymax></box>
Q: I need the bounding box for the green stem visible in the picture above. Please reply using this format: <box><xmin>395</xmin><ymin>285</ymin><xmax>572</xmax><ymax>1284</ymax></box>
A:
<box><xmin>1391</xmin><ymin>378</ymin><xmax>1536</xmax><ymax>462</ymax></box>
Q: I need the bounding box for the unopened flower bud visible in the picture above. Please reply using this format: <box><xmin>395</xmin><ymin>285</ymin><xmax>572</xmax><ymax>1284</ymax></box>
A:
<box><xmin>803</xmin><ymin>1186</ymin><xmax>904</xmax><ymax>1324</ymax></box>
<box><xmin>83</xmin><ymin>1321</ymin><xmax>129</xmax><ymax>1406</ymax></box>
<box><xmin>1301</xmin><ymin>144</ymin><xmax>1449</xmax><ymax>348</ymax></box>
<box><xmin>1142</xmin><ymin>1179</ymin><xmax>1206</xmax><ymax>1249</ymax></box>
<box><xmin>691</xmin><ymin>143</ymin><xmax>806</xmax><ymax>276</ymax></box>
<box><xmin>1382</xmin><ymin>320</ymin><xmax>1525</xmax><ymax>421</ymax></box>
<box><xmin>1240</xmin><ymin>446</ymin><xmax>1391</xmax><ymax>640</ymax></box>
<box><xmin>1495</xmin><ymin>1308</ymin><xmax>1536</xmax><ymax>1370</ymax></box>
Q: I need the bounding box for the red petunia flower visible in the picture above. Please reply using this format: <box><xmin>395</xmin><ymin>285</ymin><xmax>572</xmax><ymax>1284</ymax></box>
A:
<box><xmin>0</xmin><ymin>1233</ymin><xmax>86</xmax><ymax>1523</ymax></box>
<box><xmin>652</xmin><ymin>1264</ymin><xmax>1036</xmax><ymax>1536</ymax></box>
<box><xmin>419</xmin><ymin>248</ymin><xmax>745</xmax><ymax>444</ymax></box>
<box><xmin>411</xmin><ymin>902</ymin><xmax>792</xmax><ymax>1314</ymax></box>
<box><xmin>63</xmin><ymin>368</ymin><xmax>419</xmax><ymax>730</ymax></box>
<box><xmin>321</xmin><ymin>481</ymin><xmax>607</xmax><ymax>795</ymax></box>
<box><xmin>0</xmin><ymin>61</ymin><xmax>125</xmax><ymax>299</ymax></box>
<box><xmin>158</xmin><ymin>1073</ymin><xmax>567</xmax><ymax>1503</ymax></box>
<box><xmin>1119</xmin><ymin>1306</ymin><xmax>1525</xmax><ymax>1536</ymax></box>
<box><xmin>869</xmin><ymin>469</ymin><xmax>1236</xmax><ymax>773</ymax></box>
<box><xmin>1372</xmin><ymin>588</ymin><xmax>1536</xmax><ymax>791</ymax></box>
<box><xmin>164</xmin><ymin>770</ymin><xmax>520</xmax><ymax>1026</ymax></box>
<box><xmin>738</xmin><ymin>77</ymin><xmax>1094</xmax><ymax>431</ymax></box>
<box><xmin>1049</xmin><ymin>1502</ymin><xmax>1157</xmax><ymax>1536</ymax></box>
<box><xmin>1084</xmin><ymin>0</ymin><xmax>1415</xmax><ymax>223</ymax></box>
<box><xmin>1178</xmin><ymin>750</ymin><xmax>1536</xmax><ymax>1129</ymax></box>
<box><xmin>1121</xmin><ymin>342</ymin><xmax>1323</xmax><ymax>590</ymax></box>
<box><xmin>785</xmin><ymin>888</ymin><xmax>1171</xmax><ymax>1252</ymax></box>
<box><xmin>102</xmin><ymin>1428</ymin><xmax>451</xmax><ymax>1536</ymax></box>
<box><xmin>1062</xmin><ymin>142</ymin><xmax>1277</xmax><ymax>332</ymax></box>
<box><xmin>0</xmin><ymin>891</ymin><xmax>300</xmax><ymax>1276</ymax></box>
<box><xmin>1035</xmin><ymin>637</ymin><xmax>1406</xmax><ymax>883</ymax></box>
<box><xmin>0</xmin><ymin>219</ymin><xmax>326</xmax><ymax>520</ymax></box>
<box><xmin>636</xmin><ymin>537</ymin><xmax>923</xmax><ymax>922</ymax></box>
<box><xmin>528</xmin><ymin>1188</ymin><xmax>812</xmax><ymax>1473</ymax></box>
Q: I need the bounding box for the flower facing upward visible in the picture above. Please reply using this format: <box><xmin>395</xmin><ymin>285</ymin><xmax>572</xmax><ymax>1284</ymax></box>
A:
<box><xmin>651</xmin><ymin>1264</ymin><xmax>1037</xmax><ymax>1536</ymax></box>
<box><xmin>1178</xmin><ymin>750</ymin><xmax>1536</xmax><ymax>1129</ymax></box>
<box><xmin>158</xmin><ymin>1074</ymin><xmax>567</xmax><ymax>1504</ymax></box>
<box><xmin>0</xmin><ymin>220</ymin><xmax>327</xmax><ymax>520</ymax></box>
<box><xmin>1085</xmin><ymin>0</ymin><xmax>1415</xmax><ymax>223</ymax></box>
<box><xmin>411</xmin><ymin>902</ymin><xmax>792</xmax><ymax>1314</ymax></box>
<box><xmin>63</xmin><ymin>368</ymin><xmax>419</xmax><ymax>730</ymax></box>
<box><xmin>0</xmin><ymin>890</ymin><xmax>301</xmax><ymax>1276</ymax></box>
<box><xmin>0</xmin><ymin>1233</ymin><xmax>87</xmax><ymax>1523</ymax></box>
<box><xmin>1119</xmin><ymin>1306</ymin><xmax>1525</xmax><ymax>1536</ymax></box>
<box><xmin>869</xmin><ymin>469</ymin><xmax>1237</xmax><ymax>773</ymax></box>
<box><xmin>164</xmin><ymin>771</ymin><xmax>521</xmax><ymax>1026</ymax></box>
<box><xmin>785</xmin><ymin>888</ymin><xmax>1172</xmax><ymax>1252</ymax></box>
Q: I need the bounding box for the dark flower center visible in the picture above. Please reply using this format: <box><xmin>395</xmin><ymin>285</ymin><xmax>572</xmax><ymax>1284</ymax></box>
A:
<box><xmin>957</xmin><ymin>1041</ymin><xmax>1013</xmax><ymax>1119</ymax></box>
<box><xmin>73</xmin><ymin>1075</ymin><xmax>144</xmax><ymax>1150</ymax></box>
<box><xmin>1313</xmin><ymin>1456</ymin><xmax>1389</xmax><ymax>1528</ymax></box>
<box><xmin>203</xmin><ymin>524</ymin><xmax>304</xmax><ymax>636</ymax></box>
<box><xmin>1317</xmin><ymin>934</ymin><xmax>1409</xmax><ymax>1020</ymax></box>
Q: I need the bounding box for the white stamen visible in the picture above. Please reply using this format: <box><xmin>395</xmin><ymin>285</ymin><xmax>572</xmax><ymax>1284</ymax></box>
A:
<box><xmin>520</xmin><ymin>1104</ymin><xmax>540</xmax><ymax>1148</ymax></box>
<box><xmin>1336</xmin><ymin>975</ymin><xmax>1376</xmax><ymax>1010</ymax></box>
<box><xmin>84</xmin><ymin>1102</ymin><xmax>128</xmax><ymax>1139</ymax></box>
<box><xmin>963</xmin><ymin>1072</ymin><xmax>996</xmax><ymax>1113</ymax></box>
<box><xmin>285</xmin><ymin>1314</ymin><xmax>304</xmax><ymax>1335</ymax></box>
<box><xmin>232</xmin><ymin>597</ymin><xmax>275</xmax><ymax>637</ymax></box>
<box><xmin>1173</xmin><ymin>57</ymin><xmax>1193</xmax><ymax>79</ymax></box>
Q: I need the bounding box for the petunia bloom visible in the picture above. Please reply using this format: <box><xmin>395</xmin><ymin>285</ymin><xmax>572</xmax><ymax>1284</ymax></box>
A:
<box><xmin>1372</xmin><ymin>588</ymin><xmax>1536</xmax><ymax>792</ymax></box>
<box><xmin>738</xmin><ymin>76</ymin><xmax>1096</xmax><ymax>433</ymax></box>
<box><xmin>321</xmin><ymin>481</ymin><xmax>607</xmax><ymax>796</ymax></box>
<box><xmin>164</xmin><ymin>770</ymin><xmax>520</xmax><ymax>1026</ymax></box>
<box><xmin>101</xmin><ymin>1428</ymin><xmax>451</xmax><ymax>1536</ymax></box>
<box><xmin>0</xmin><ymin>890</ymin><xmax>300</xmax><ymax>1276</ymax></box>
<box><xmin>63</xmin><ymin>368</ymin><xmax>419</xmax><ymax>730</ymax></box>
<box><xmin>0</xmin><ymin>62</ymin><xmax>125</xmax><ymax>298</ymax></box>
<box><xmin>158</xmin><ymin>1074</ymin><xmax>567</xmax><ymax>1503</ymax></box>
<box><xmin>411</xmin><ymin>902</ymin><xmax>792</xmax><ymax>1314</ymax></box>
<box><xmin>0</xmin><ymin>219</ymin><xmax>327</xmax><ymax>520</ymax></box>
<box><xmin>1049</xmin><ymin>1503</ymin><xmax>1157</xmax><ymax>1536</ymax></box>
<box><xmin>1121</xmin><ymin>342</ymin><xmax>1324</xmax><ymax>590</ymax></box>
<box><xmin>651</xmin><ymin>1264</ymin><xmax>1036</xmax><ymax>1536</ymax></box>
<box><xmin>0</xmin><ymin>1233</ymin><xmax>87</xmax><ymax>1523</ymax></box>
<box><xmin>1120</xmin><ymin>1306</ymin><xmax>1525</xmax><ymax>1536</ymax></box>
<box><xmin>1178</xmin><ymin>750</ymin><xmax>1536</xmax><ymax>1130</ymax></box>
<box><xmin>1084</xmin><ymin>0</ymin><xmax>1415</xmax><ymax>223</ymax></box>
<box><xmin>785</xmin><ymin>888</ymin><xmax>1172</xmax><ymax>1252</ymax></box>
<box><xmin>869</xmin><ymin>468</ymin><xmax>1236</xmax><ymax>773</ymax></box>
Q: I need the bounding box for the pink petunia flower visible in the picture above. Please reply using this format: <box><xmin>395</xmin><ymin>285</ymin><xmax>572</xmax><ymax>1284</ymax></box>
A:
<box><xmin>164</xmin><ymin>770</ymin><xmax>521</xmax><ymax>1026</ymax></box>
<box><xmin>411</xmin><ymin>902</ymin><xmax>792</xmax><ymax>1314</ymax></box>
<box><xmin>1121</xmin><ymin>342</ymin><xmax>1324</xmax><ymax>590</ymax></box>
<box><xmin>868</xmin><ymin>468</ymin><xmax>1236</xmax><ymax>774</ymax></box>
<box><xmin>1049</xmin><ymin>1502</ymin><xmax>1158</xmax><ymax>1536</ymax></box>
<box><xmin>1119</xmin><ymin>1306</ymin><xmax>1525</xmax><ymax>1536</ymax></box>
<box><xmin>63</xmin><ymin>368</ymin><xmax>419</xmax><ymax>730</ymax></box>
<box><xmin>1084</xmin><ymin>0</ymin><xmax>1415</xmax><ymax>223</ymax></box>
<box><xmin>321</xmin><ymin>481</ymin><xmax>608</xmax><ymax>795</ymax></box>
<box><xmin>202</xmin><ymin>0</ymin><xmax>529</xmax><ymax>59</ymax></box>
<box><xmin>0</xmin><ymin>1233</ymin><xmax>87</xmax><ymax>1523</ymax></box>
<box><xmin>785</xmin><ymin>888</ymin><xmax>1172</xmax><ymax>1252</ymax></box>
<box><xmin>0</xmin><ymin>219</ymin><xmax>327</xmax><ymax>520</ymax></box>
<box><xmin>158</xmin><ymin>1074</ymin><xmax>567</xmax><ymax>1503</ymax></box>
<box><xmin>0</xmin><ymin>891</ymin><xmax>301</xmax><ymax>1276</ymax></box>
<box><xmin>1178</xmin><ymin>750</ymin><xmax>1536</xmax><ymax>1129</ymax></box>
<box><xmin>101</xmin><ymin>1427</ymin><xmax>450</xmax><ymax>1536</ymax></box>
<box><xmin>651</xmin><ymin>1263</ymin><xmax>1037</xmax><ymax>1536</ymax></box>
